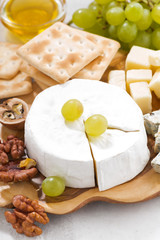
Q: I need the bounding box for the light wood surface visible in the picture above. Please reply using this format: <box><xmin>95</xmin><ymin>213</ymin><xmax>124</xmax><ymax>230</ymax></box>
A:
<box><xmin>0</xmin><ymin>51</ymin><xmax>160</xmax><ymax>214</ymax></box>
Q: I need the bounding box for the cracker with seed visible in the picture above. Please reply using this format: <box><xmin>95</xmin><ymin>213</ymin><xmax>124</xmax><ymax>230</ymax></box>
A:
<box><xmin>0</xmin><ymin>42</ymin><xmax>22</xmax><ymax>79</ymax></box>
<box><xmin>73</xmin><ymin>30</ymin><xmax>120</xmax><ymax>80</ymax></box>
<box><xmin>17</xmin><ymin>22</ymin><xmax>102</xmax><ymax>83</ymax></box>
<box><xmin>0</xmin><ymin>72</ymin><xmax>32</xmax><ymax>99</ymax></box>
<box><xmin>20</xmin><ymin>61</ymin><xmax>57</xmax><ymax>87</ymax></box>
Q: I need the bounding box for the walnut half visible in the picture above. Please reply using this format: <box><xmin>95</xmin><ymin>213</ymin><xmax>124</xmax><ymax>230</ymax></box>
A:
<box><xmin>5</xmin><ymin>195</ymin><xmax>49</xmax><ymax>237</ymax></box>
<box><xmin>0</xmin><ymin>98</ymin><xmax>28</xmax><ymax>130</ymax></box>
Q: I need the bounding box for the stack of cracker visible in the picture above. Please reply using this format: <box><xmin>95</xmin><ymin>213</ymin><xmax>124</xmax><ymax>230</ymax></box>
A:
<box><xmin>0</xmin><ymin>42</ymin><xmax>33</xmax><ymax>99</ymax></box>
<box><xmin>17</xmin><ymin>22</ymin><xmax>120</xmax><ymax>90</ymax></box>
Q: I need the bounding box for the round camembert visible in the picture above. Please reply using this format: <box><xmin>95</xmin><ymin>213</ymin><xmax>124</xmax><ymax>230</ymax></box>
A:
<box><xmin>25</xmin><ymin>79</ymin><xmax>150</xmax><ymax>191</ymax></box>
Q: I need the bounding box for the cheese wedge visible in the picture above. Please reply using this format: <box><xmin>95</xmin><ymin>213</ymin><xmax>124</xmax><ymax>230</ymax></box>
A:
<box><xmin>144</xmin><ymin>110</ymin><xmax>160</xmax><ymax>136</ymax></box>
<box><xmin>129</xmin><ymin>82</ymin><xmax>152</xmax><ymax>114</ymax></box>
<box><xmin>25</xmin><ymin>79</ymin><xmax>150</xmax><ymax>190</ymax></box>
<box><xmin>108</xmin><ymin>70</ymin><xmax>126</xmax><ymax>90</ymax></box>
<box><xmin>151</xmin><ymin>153</ymin><xmax>160</xmax><ymax>173</ymax></box>
<box><xmin>149</xmin><ymin>68</ymin><xmax>160</xmax><ymax>98</ymax></box>
<box><xmin>126</xmin><ymin>46</ymin><xmax>154</xmax><ymax>70</ymax></box>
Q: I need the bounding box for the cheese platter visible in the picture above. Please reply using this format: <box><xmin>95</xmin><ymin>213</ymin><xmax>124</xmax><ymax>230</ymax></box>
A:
<box><xmin>0</xmin><ymin>49</ymin><xmax>160</xmax><ymax>215</ymax></box>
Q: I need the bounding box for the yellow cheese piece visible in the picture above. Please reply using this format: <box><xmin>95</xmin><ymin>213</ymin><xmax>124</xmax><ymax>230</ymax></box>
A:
<box><xmin>149</xmin><ymin>50</ymin><xmax>160</xmax><ymax>67</ymax></box>
<box><xmin>126</xmin><ymin>69</ymin><xmax>152</xmax><ymax>91</ymax></box>
<box><xmin>130</xmin><ymin>82</ymin><xmax>152</xmax><ymax>114</ymax></box>
<box><xmin>108</xmin><ymin>70</ymin><xmax>126</xmax><ymax>90</ymax></box>
<box><xmin>149</xmin><ymin>68</ymin><xmax>160</xmax><ymax>98</ymax></box>
<box><xmin>126</xmin><ymin>46</ymin><xmax>155</xmax><ymax>70</ymax></box>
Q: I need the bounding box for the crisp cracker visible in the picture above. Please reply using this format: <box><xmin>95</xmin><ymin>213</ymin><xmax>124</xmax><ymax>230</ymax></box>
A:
<box><xmin>20</xmin><ymin>61</ymin><xmax>57</xmax><ymax>87</ymax></box>
<box><xmin>35</xmin><ymin>79</ymin><xmax>48</xmax><ymax>90</ymax></box>
<box><xmin>73</xmin><ymin>30</ymin><xmax>120</xmax><ymax>80</ymax></box>
<box><xmin>0</xmin><ymin>72</ymin><xmax>32</xmax><ymax>99</ymax></box>
<box><xmin>0</xmin><ymin>42</ymin><xmax>22</xmax><ymax>79</ymax></box>
<box><xmin>17</xmin><ymin>22</ymin><xmax>102</xmax><ymax>83</ymax></box>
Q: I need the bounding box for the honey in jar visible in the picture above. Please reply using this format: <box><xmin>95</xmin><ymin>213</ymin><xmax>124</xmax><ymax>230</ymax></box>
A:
<box><xmin>0</xmin><ymin>0</ymin><xmax>66</xmax><ymax>41</ymax></box>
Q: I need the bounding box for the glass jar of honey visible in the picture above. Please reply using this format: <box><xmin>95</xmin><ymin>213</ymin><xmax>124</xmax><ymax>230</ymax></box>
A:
<box><xmin>0</xmin><ymin>0</ymin><xmax>66</xmax><ymax>42</ymax></box>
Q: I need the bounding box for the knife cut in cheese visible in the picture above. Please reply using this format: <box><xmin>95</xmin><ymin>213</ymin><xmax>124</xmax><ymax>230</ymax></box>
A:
<box><xmin>108</xmin><ymin>70</ymin><xmax>126</xmax><ymax>90</ymax></box>
<box><xmin>25</xmin><ymin>79</ymin><xmax>150</xmax><ymax>191</ymax></box>
<box><xmin>125</xmin><ymin>46</ymin><xmax>155</xmax><ymax>70</ymax></box>
<box><xmin>126</xmin><ymin>69</ymin><xmax>152</xmax><ymax>91</ymax></box>
<box><xmin>144</xmin><ymin>110</ymin><xmax>160</xmax><ymax>136</ymax></box>
<box><xmin>129</xmin><ymin>82</ymin><xmax>152</xmax><ymax>114</ymax></box>
<box><xmin>149</xmin><ymin>68</ymin><xmax>160</xmax><ymax>98</ymax></box>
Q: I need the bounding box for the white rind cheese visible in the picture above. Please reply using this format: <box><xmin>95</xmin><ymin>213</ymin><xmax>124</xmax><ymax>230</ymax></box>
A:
<box><xmin>90</xmin><ymin>128</ymin><xmax>149</xmax><ymax>191</ymax></box>
<box><xmin>25</xmin><ymin>79</ymin><xmax>150</xmax><ymax>190</ymax></box>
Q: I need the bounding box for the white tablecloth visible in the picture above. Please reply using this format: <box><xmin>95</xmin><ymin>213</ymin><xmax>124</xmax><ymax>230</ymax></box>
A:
<box><xmin>0</xmin><ymin>1</ymin><xmax>160</xmax><ymax>239</ymax></box>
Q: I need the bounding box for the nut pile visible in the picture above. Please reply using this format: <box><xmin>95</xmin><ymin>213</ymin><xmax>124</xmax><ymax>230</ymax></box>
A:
<box><xmin>5</xmin><ymin>195</ymin><xmax>49</xmax><ymax>237</ymax></box>
<box><xmin>0</xmin><ymin>135</ymin><xmax>37</xmax><ymax>182</ymax></box>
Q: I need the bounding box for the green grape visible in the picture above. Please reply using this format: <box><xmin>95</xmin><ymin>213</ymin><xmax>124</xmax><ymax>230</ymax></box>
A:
<box><xmin>88</xmin><ymin>2</ymin><xmax>102</xmax><ymax>16</ymax></box>
<box><xmin>151</xmin><ymin>4</ymin><xmax>160</xmax><ymax>24</ymax></box>
<box><xmin>107</xmin><ymin>1</ymin><xmax>119</xmax><ymax>10</ymax></box>
<box><xmin>152</xmin><ymin>28</ymin><xmax>160</xmax><ymax>49</ymax></box>
<box><xmin>117</xmin><ymin>20</ymin><xmax>137</xmax><ymax>43</ymax></box>
<box><xmin>151</xmin><ymin>21</ymin><xmax>160</xmax><ymax>29</ymax></box>
<box><xmin>136</xmin><ymin>9</ymin><xmax>152</xmax><ymax>31</ymax></box>
<box><xmin>130</xmin><ymin>31</ymin><xmax>151</xmax><ymax>48</ymax></box>
<box><xmin>84</xmin><ymin>20</ymin><xmax>108</xmax><ymax>37</ymax></box>
<box><xmin>125</xmin><ymin>2</ymin><xmax>143</xmax><ymax>22</ymax></box>
<box><xmin>85</xmin><ymin>114</ymin><xmax>108</xmax><ymax>137</ymax></box>
<box><xmin>108</xmin><ymin>25</ymin><xmax>118</xmax><ymax>39</ymax></box>
<box><xmin>95</xmin><ymin>0</ymin><xmax>112</xmax><ymax>5</ymax></box>
<box><xmin>106</xmin><ymin>7</ymin><xmax>125</xmax><ymax>26</ymax></box>
<box><xmin>42</xmin><ymin>176</ymin><xmax>65</xmax><ymax>197</ymax></box>
<box><xmin>61</xmin><ymin>99</ymin><xmax>83</xmax><ymax>121</ymax></box>
<box><xmin>72</xmin><ymin>8</ymin><xmax>96</xmax><ymax>28</ymax></box>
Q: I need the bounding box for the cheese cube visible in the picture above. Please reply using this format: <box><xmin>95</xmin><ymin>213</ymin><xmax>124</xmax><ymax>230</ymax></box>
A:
<box><xmin>108</xmin><ymin>70</ymin><xmax>126</xmax><ymax>90</ymax></box>
<box><xmin>126</xmin><ymin>69</ymin><xmax>152</xmax><ymax>91</ymax></box>
<box><xmin>154</xmin><ymin>126</ymin><xmax>160</xmax><ymax>153</ymax></box>
<box><xmin>126</xmin><ymin>46</ymin><xmax>155</xmax><ymax>70</ymax></box>
<box><xmin>149</xmin><ymin>68</ymin><xmax>160</xmax><ymax>98</ymax></box>
<box><xmin>149</xmin><ymin>50</ymin><xmax>160</xmax><ymax>67</ymax></box>
<box><xmin>129</xmin><ymin>82</ymin><xmax>152</xmax><ymax>114</ymax></box>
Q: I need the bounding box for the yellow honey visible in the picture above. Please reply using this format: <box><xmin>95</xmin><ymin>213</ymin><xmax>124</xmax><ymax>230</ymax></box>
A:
<box><xmin>1</xmin><ymin>0</ymin><xmax>66</xmax><ymax>41</ymax></box>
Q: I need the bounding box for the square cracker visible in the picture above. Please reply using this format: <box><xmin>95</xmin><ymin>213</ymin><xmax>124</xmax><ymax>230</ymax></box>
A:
<box><xmin>20</xmin><ymin>61</ymin><xmax>57</xmax><ymax>87</ymax></box>
<box><xmin>0</xmin><ymin>42</ymin><xmax>22</xmax><ymax>79</ymax></box>
<box><xmin>17</xmin><ymin>22</ymin><xmax>102</xmax><ymax>83</ymax></box>
<box><xmin>0</xmin><ymin>72</ymin><xmax>32</xmax><ymax>99</ymax></box>
<box><xmin>73</xmin><ymin>30</ymin><xmax>120</xmax><ymax>80</ymax></box>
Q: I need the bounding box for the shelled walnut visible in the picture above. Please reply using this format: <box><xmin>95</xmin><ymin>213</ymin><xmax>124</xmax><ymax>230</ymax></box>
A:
<box><xmin>0</xmin><ymin>98</ymin><xmax>28</xmax><ymax>130</ymax></box>
<box><xmin>0</xmin><ymin>135</ymin><xmax>37</xmax><ymax>182</ymax></box>
<box><xmin>5</xmin><ymin>195</ymin><xmax>49</xmax><ymax>237</ymax></box>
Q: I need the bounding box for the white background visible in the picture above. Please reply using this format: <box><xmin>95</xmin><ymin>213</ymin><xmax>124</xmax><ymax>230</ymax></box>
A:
<box><xmin>0</xmin><ymin>0</ymin><xmax>160</xmax><ymax>239</ymax></box>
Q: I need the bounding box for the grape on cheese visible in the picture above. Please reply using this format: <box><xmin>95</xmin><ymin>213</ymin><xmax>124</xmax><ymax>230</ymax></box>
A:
<box><xmin>25</xmin><ymin>79</ymin><xmax>150</xmax><ymax>191</ymax></box>
<box><xmin>129</xmin><ymin>82</ymin><xmax>152</xmax><ymax>114</ymax></box>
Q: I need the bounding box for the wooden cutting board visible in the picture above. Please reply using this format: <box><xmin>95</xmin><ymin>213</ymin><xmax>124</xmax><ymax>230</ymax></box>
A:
<box><xmin>0</xmin><ymin>51</ymin><xmax>160</xmax><ymax>214</ymax></box>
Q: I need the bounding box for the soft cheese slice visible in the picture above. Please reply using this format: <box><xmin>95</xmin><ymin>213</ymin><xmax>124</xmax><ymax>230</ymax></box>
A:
<box><xmin>108</xmin><ymin>70</ymin><xmax>126</xmax><ymax>90</ymax></box>
<box><xmin>89</xmin><ymin>129</ymin><xmax>149</xmax><ymax>191</ymax></box>
<box><xmin>149</xmin><ymin>68</ymin><xmax>160</xmax><ymax>98</ymax></box>
<box><xmin>126</xmin><ymin>46</ymin><xmax>154</xmax><ymax>70</ymax></box>
<box><xmin>25</xmin><ymin>88</ymin><xmax>95</xmax><ymax>188</ymax></box>
<box><xmin>25</xmin><ymin>79</ymin><xmax>149</xmax><ymax>191</ymax></box>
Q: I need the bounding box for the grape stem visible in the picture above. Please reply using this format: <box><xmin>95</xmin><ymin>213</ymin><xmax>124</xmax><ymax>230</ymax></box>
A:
<box><xmin>67</xmin><ymin>20</ymin><xmax>73</xmax><ymax>26</ymax></box>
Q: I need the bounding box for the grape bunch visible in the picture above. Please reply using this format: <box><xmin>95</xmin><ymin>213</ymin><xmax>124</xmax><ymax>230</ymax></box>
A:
<box><xmin>72</xmin><ymin>0</ymin><xmax>160</xmax><ymax>50</ymax></box>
